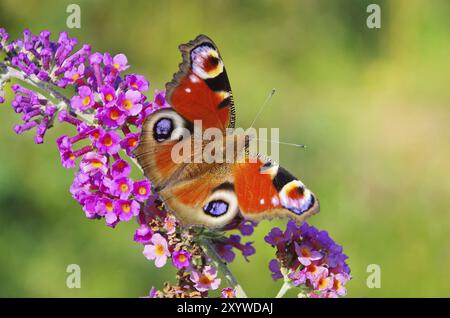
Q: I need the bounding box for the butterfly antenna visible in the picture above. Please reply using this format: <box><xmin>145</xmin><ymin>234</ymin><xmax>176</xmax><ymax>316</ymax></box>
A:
<box><xmin>249</xmin><ymin>88</ymin><xmax>276</xmax><ymax>129</ymax></box>
<box><xmin>253</xmin><ymin>138</ymin><xmax>306</xmax><ymax>149</ymax></box>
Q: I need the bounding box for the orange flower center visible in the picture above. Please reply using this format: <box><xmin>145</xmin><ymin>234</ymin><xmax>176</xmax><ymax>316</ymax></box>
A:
<box><xmin>91</xmin><ymin>159</ymin><xmax>103</xmax><ymax>168</ymax></box>
<box><xmin>318</xmin><ymin>277</ymin><xmax>328</xmax><ymax>289</ymax></box>
<box><xmin>122</xmin><ymin>99</ymin><xmax>132</xmax><ymax>109</ymax></box>
<box><xmin>127</xmin><ymin>138</ymin><xmax>137</xmax><ymax>147</ymax></box>
<box><xmin>199</xmin><ymin>275</ymin><xmax>212</xmax><ymax>285</ymax></box>
<box><xmin>116</xmin><ymin>161</ymin><xmax>125</xmax><ymax>169</ymax></box>
<box><xmin>333</xmin><ymin>279</ymin><xmax>341</xmax><ymax>290</ymax></box>
<box><xmin>102</xmin><ymin>136</ymin><xmax>113</xmax><ymax>147</ymax></box>
<box><xmin>178</xmin><ymin>254</ymin><xmax>186</xmax><ymax>263</ymax></box>
<box><xmin>105</xmin><ymin>201</ymin><xmax>113</xmax><ymax>212</ymax></box>
<box><xmin>110</xmin><ymin>109</ymin><xmax>120</xmax><ymax>120</ymax></box>
<box><xmin>301</xmin><ymin>247</ymin><xmax>310</xmax><ymax>257</ymax></box>
<box><xmin>120</xmin><ymin>183</ymin><xmax>129</xmax><ymax>192</ymax></box>
<box><xmin>112</xmin><ymin>63</ymin><xmax>120</xmax><ymax>69</ymax></box>
<box><xmin>138</xmin><ymin>187</ymin><xmax>147</xmax><ymax>195</ymax></box>
<box><xmin>131</xmin><ymin>83</ymin><xmax>138</xmax><ymax>88</ymax></box>
<box><xmin>72</xmin><ymin>73</ymin><xmax>79</xmax><ymax>81</ymax></box>
<box><xmin>307</xmin><ymin>264</ymin><xmax>317</xmax><ymax>273</ymax></box>
<box><xmin>82</xmin><ymin>96</ymin><xmax>91</xmax><ymax>106</ymax></box>
<box><xmin>155</xmin><ymin>244</ymin><xmax>165</xmax><ymax>256</ymax></box>
<box><xmin>69</xmin><ymin>153</ymin><xmax>75</xmax><ymax>161</ymax></box>
<box><xmin>121</xmin><ymin>202</ymin><xmax>130</xmax><ymax>213</ymax></box>
<box><xmin>105</xmin><ymin>93</ymin><xmax>113</xmax><ymax>102</ymax></box>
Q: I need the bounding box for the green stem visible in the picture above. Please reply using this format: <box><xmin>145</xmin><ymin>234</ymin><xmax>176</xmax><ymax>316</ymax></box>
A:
<box><xmin>276</xmin><ymin>281</ymin><xmax>292</xmax><ymax>298</ymax></box>
<box><xmin>199</xmin><ymin>239</ymin><xmax>248</xmax><ymax>298</ymax></box>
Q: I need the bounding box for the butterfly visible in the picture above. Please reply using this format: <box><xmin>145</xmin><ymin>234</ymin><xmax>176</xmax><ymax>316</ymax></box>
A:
<box><xmin>134</xmin><ymin>35</ymin><xmax>319</xmax><ymax>228</ymax></box>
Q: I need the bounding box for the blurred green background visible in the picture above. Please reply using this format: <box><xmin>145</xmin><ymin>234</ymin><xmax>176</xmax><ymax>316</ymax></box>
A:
<box><xmin>1</xmin><ymin>0</ymin><xmax>449</xmax><ymax>297</ymax></box>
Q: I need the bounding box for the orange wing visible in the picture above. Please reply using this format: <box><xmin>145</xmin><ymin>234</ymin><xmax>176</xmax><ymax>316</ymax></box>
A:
<box><xmin>234</xmin><ymin>158</ymin><xmax>320</xmax><ymax>222</ymax></box>
<box><xmin>166</xmin><ymin>35</ymin><xmax>235</xmax><ymax>130</ymax></box>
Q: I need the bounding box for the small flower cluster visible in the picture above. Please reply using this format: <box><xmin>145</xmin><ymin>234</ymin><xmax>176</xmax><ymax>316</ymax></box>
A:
<box><xmin>135</xmin><ymin>196</ymin><xmax>236</xmax><ymax>298</ymax></box>
<box><xmin>266</xmin><ymin>221</ymin><xmax>351</xmax><ymax>298</ymax></box>
<box><xmin>0</xmin><ymin>28</ymin><xmax>170</xmax><ymax>227</ymax></box>
<box><xmin>9</xmin><ymin>83</ymin><xmax>57</xmax><ymax>143</ymax></box>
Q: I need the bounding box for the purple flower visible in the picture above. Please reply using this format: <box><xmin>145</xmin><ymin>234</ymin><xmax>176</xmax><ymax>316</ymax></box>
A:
<box><xmin>132</xmin><ymin>179</ymin><xmax>151</xmax><ymax>202</ymax></box>
<box><xmin>110</xmin><ymin>53</ymin><xmax>129</xmax><ymax>72</ymax></box>
<box><xmin>190</xmin><ymin>266</ymin><xmax>221</xmax><ymax>292</ymax></box>
<box><xmin>100</xmin><ymin>85</ymin><xmax>117</xmax><ymax>106</ymax></box>
<box><xmin>153</xmin><ymin>90</ymin><xmax>169</xmax><ymax>108</ymax></box>
<box><xmin>163</xmin><ymin>214</ymin><xmax>177</xmax><ymax>234</ymax></box>
<box><xmin>133</xmin><ymin>224</ymin><xmax>153</xmax><ymax>244</ymax></box>
<box><xmin>215</xmin><ymin>244</ymin><xmax>235</xmax><ymax>263</ymax></box>
<box><xmin>63</xmin><ymin>63</ymin><xmax>85</xmax><ymax>85</ymax></box>
<box><xmin>220</xmin><ymin>288</ymin><xmax>236</xmax><ymax>298</ymax></box>
<box><xmin>111</xmin><ymin>177</ymin><xmax>133</xmax><ymax>199</ymax></box>
<box><xmin>143</xmin><ymin>233</ymin><xmax>170</xmax><ymax>268</ymax></box>
<box><xmin>99</xmin><ymin>106</ymin><xmax>126</xmax><ymax>128</ymax></box>
<box><xmin>172</xmin><ymin>250</ymin><xmax>191</xmax><ymax>269</ymax></box>
<box><xmin>269</xmin><ymin>259</ymin><xmax>283</xmax><ymax>280</ymax></box>
<box><xmin>331</xmin><ymin>273</ymin><xmax>349</xmax><ymax>296</ymax></box>
<box><xmin>265</xmin><ymin>221</ymin><xmax>351</xmax><ymax>297</ymax></box>
<box><xmin>71</xmin><ymin>86</ymin><xmax>95</xmax><ymax>111</ymax></box>
<box><xmin>96</xmin><ymin>130</ymin><xmax>121</xmax><ymax>155</ymax></box>
<box><xmin>111</xmin><ymin>159</ymin><xmax>131</xmax><ymax>178</ymax></box>
<box><xmin>295</xmin><ymin>242</ymin><xmax>322</xmax><ymax>266</ymax></box>
<box><xmin>264</xmin><ymin>227</ymin><xmax>287</xmax><ymax>246</ymax></box>
<box><xmin>114</xmin><ymin>199</ymin><xmax>139</xmax><ymax>221</ymax></box>
<box><xmin>79</xmin><ymin>152</ymin><xmax>108</xmax><ymax>175</ymax></box>
<box><xmin>118</xmin><ymin>90</ymin><xmax>142</xmax><ymax>116</ymax></box>
<box><xmin>95</xmin><ymin>197</ymin><xmax>114</xmax><ymax>217</ymax></box>
<box><xmin>120</xmin><ymin>133</ymin><xmax>139</xmax><ymax>156</ymax></box>
<box><xmin>125</xmin><ymin>74</ymin><xmax>149</xmax><ymax>92</ymax></box>
<box><xmin>288</xmin><ymin>269</ymin><xmax>307</xmax><ymax>286</ymax></box>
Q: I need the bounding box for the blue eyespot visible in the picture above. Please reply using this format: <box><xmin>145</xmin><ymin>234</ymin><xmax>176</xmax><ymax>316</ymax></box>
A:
<box><xmin>153</xmin><ymin>118</ymin><xmax>173</xmax><ymax>142</ymax></box>
<box><xmin>203</xmin><ymin>200</ymin><xmax>228</xmax><ymax>217</ymax></box>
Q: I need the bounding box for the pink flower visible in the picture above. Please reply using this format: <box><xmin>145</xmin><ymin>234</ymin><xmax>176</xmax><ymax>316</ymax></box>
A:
<box><xmin>79</xmin><ymin>152</ymin><xmax>108</xmax><ymax>175</ymax></box>
<box><xmin>71</xmin><ymin>85</ymin><xmax>95</xmax><ymax>111</ymax></box>
<box><xmin>64</xmin><ymin>64</ymin><xmax>84</xmax><ymax>85</ymax></box>
<box><xmin>133</xmin><ymin>179</ymin><xmax>151</xmax><ymax>202</ymax></box>
<box><xmin>99</xmin><ymin>106</ymin><xmax>126</xmax><ymax>128</ymax></box>
<box><xmin>96</xmin><ymin>130</ymin><xmax>121</xmax><ymax>155</ymax></box>
<box><xmin>120</xmin><ymin>133</ymin><xmax>139</xmax><ymax>156</ymax></box>
<box><xmin>125</xmin><ymin>74</ymin><xmax>149</xmax><ymax>92</ymax></box>
<box><xmin>331</xmin><ymin>273</ymin><xmax>349</xmax><ymax>296</ymax></box>
<box><xmin>295</xmin><ymin>242</ymin><xmax>322</xmax><ymax>266</ymax></box>
<box><xmin>100</xmin><ymin>85</ymin><xmax>117</xmax><ymax>106</ymax></box>
<box><xmin>220</xmin><ymin>287</ymin><xmax>236</xmax><ymax>298</ymax></box>
<box><xmin>113</xmin><ymin>199</ymin><xmax>139</xmax><ymax>221</ymax></box>
<box><xmin>112</xmin><ymin>177</ymin><xmax>133</xmax><ymax>199</ymax></box>
<box><xmin>95</xmin><ymin>197</ymin><xmax>114</xmax><ymax>217</ymax></box>
<box><xmin>110</xmin><ymin>53</ymin><xmax>129</xmax><ymax>72</ymax></box>
<box><xmin>111</xmin><ymin>159</ymin><xmax>131</xmax><ymax>178</ymax></box>
<box><xmin>315</xmin><ymin>275</ymin><xmax>333</xmax><ymax>291</ymax></box>
<box><xmin>118</xmin><ymin>90</ymin><xmax>142</xmax><ymax>116</ymax></box>
<box><xmin>190</xmin><ymin>266</ymin><xmax>221</xmax><ymax>292</ymax></box>
<box><xmin>143</xmin><ymin>233</ymin><xmax>170</xmax><ymax>268</ymax></box>
<box><xmin>134</xmin><ymin>224</ymin><xmax>153</xmax><ymax>244</ymax></box>
<box><xmin>163</xmin><ymin>214</ymin><xmax>177</xmax><ymax>234</ymax></box>
<box><xmin>305</xmin><ymin>264</ymin><xmax>328</xmax><ymax>286</ymax></box>
<box><xmin>172</xmin><ymin>250</ymin><xmax>191</xmax><ymax>269</ymax></box>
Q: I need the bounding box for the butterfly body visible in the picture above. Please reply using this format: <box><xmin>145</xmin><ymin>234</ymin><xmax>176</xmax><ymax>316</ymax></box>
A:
<box><xmin>134</xmin><ymin>35</ymin><xmax>319</xmax><ymax>228</ymax></box>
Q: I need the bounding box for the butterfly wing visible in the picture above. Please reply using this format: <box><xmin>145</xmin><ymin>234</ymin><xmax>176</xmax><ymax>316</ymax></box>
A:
<box><xmin>153</xmin><ymin>157</ymin><xmax>319</xmax><ymax>228</ymax></box>
<box><xmin>166</xmin><ymin>34</ymin><xmax>235</xmax><ymax>130</ymax></box>
<box><xmin>233</xmin><ymin>157</ymin><xmax>319</xmax><ymax>223</ymax></box>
